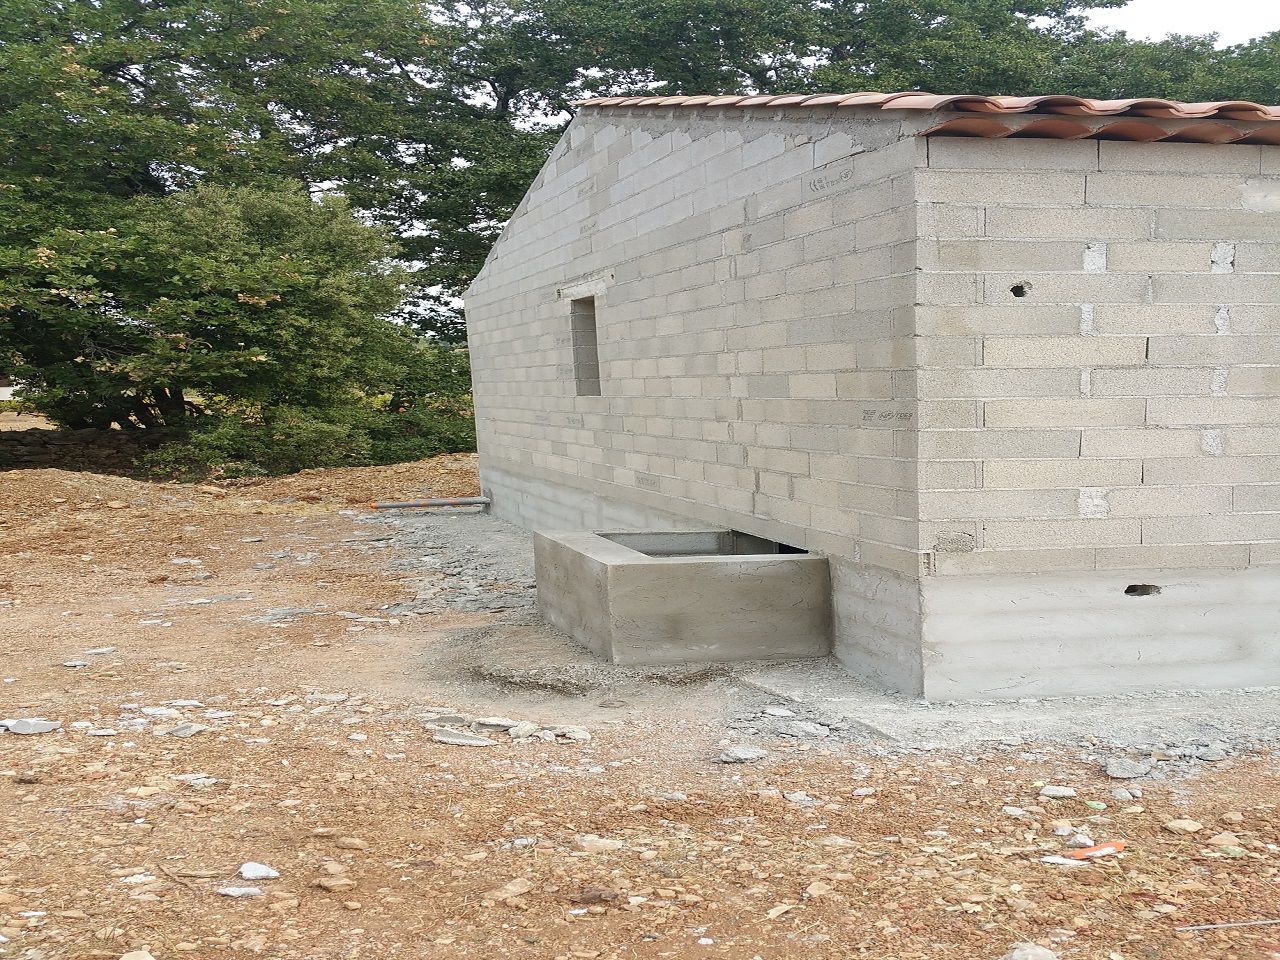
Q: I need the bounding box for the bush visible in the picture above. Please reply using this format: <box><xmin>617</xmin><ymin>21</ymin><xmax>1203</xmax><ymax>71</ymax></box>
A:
<box><xmin>142</xmin><ymin>343</ymin><xmax>476</xmax><ymax>480</ymax></box>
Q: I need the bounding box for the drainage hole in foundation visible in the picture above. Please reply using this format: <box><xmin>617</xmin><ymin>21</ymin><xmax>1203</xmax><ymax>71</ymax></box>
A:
<box><xmin>1010</xmin><ymin>283</ymin><xmax>1029</xmax><ymax>298</ymax></box>
<box><xmin>1124</xmin><ymin>584</ymin><xmax>1161</xmax><ymax>597</ymax></box>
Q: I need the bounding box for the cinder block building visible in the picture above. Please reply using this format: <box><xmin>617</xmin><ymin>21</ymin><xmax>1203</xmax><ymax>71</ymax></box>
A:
<box><xmin>464</xmin><ymin>92</ymin><xmax>1280</xmax><ymax>699</ymax></box>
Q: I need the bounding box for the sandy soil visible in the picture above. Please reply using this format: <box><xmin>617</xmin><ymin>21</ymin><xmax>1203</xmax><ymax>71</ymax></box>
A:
<box><xmin>1</xmin><ymin>457</ymin><xmax>1278</xmax><ymax>960</ymax></box>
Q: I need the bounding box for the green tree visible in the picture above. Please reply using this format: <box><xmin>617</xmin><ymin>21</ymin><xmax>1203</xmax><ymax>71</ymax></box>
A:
<box><xmin>3</xmin><ymin>183</ymin><xmax>408</xmax><ymax>429</ymax></box>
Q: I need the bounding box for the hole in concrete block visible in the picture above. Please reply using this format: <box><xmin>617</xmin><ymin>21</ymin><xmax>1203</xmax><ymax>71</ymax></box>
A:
<box><xmin>1009</xmin><ymin>283</ymin><xmax>1029</xmax><ymax>298</ymax></box>
<box><xmin>600</xmin><ymin>529</ymin><xmax>807</xmax><ymax>558</ymax></box>
<box><xmin>1124</xmin><ymin>584</ymin><xmax>1161</xmax><ymax>597</ymax></box>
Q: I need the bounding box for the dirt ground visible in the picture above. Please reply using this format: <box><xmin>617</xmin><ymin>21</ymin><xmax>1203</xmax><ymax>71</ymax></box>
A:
<box><xmin>2</xmin><ymin>456</ymin><xmax>1278</xmax><ymax>960</ymax></box>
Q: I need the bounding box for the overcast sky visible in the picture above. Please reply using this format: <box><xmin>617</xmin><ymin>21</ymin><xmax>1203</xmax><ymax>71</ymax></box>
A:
<box><xmin>1087</xmin><ymin>0</ymin><xmax>1280</xmax><ymax>47</ymax></box>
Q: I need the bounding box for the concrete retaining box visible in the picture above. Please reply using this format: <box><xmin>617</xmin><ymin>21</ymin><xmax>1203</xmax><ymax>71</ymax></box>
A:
<box><xmin>534</xmin><ymin>530</ymin><xmax>832</xmax><ymax>665</ymax></box>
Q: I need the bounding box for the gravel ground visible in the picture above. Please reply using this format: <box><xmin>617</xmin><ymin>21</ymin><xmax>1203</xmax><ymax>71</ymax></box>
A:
<box><xmin>2</xmin><ymin>459</ymin><xmax>1279</xmax><ymax>960</ymax></box>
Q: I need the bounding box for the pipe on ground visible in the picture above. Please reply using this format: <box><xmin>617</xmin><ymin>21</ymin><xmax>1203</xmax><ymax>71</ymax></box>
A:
<box><xmin>368</xmin><ymin>496</ymin><xmax>491</xmax><ymax>510</ymax></box>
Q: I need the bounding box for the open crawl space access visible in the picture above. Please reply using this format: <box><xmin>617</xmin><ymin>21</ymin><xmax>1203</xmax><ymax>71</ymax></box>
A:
<box><xmin>463</xmin><ymin>91</ymin><xmax>1280</xmax><ymax>700</ymax></box>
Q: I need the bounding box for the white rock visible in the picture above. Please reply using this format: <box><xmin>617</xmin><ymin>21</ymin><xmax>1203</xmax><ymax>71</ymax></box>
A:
<box><xmin>999</xmin><ymin>944</ymin><xmax>1060</xmax><ymax>960</ymax></box>
<box><xmin>550</xmin><ymin>725</ymin><xmax>591</xmax><ymax>742</ymax></box>
<box><xmin>165</xmin><ymin>722</ymin><xmax>209</xmax><ymax>738</ymax></box>
<box><xmin>216</xmin><ymin>886</ymin><xmax>264</xmax><ymax>898</ymax></box>
<box><xmin>83</xmin><ymin>646</ymin><xmax>116</xmax><ymax>655</ymax></box>
<box><xmin>239</xmin><ymin>862</ymin><xmax>280</xmax><ymax>881</ymax></box>
<box><xmin>1002</xmin><ymin>806</ymin><xmax>1028</xmax><ymax>818</ymax></box>
<box><xmin>852</xmin><ymin>787</ymin><xmax>876</xmax><ymax>797</ymax></box>
<box><xmin>471</xmin><ymin>716</ymin><xmax>520</xmax><ymax>733</ymax></box>
<box><xmin>1066</xmin><ymin>834</ymin><xmax>1095</xmax><ymax>849</ymax></box>
<box><xmin>1104</xmin><ymin>757</ymin><xmax>1152</xmax><ymax>779</ymax></box>
<box><xmin>431</xmin><ymin>728</ymin><xmax>496</xmax><ymax>747</ymax></box>
<box><xmin>575</xmin><ymin>834</ymin><xmax>624</xmax><ymax>853</ymax></box>
<box><xmin>507</xmin><ymin>720</ymin><xmax>540</xmax><ymax>740</ymax></box>
<box><xmin>2</xmin><ymin>718</ymin><xmax>61</xmax><ymax>735</ymax></box>
<box><xmin>1039</xmin><ymin>785</ymin><xmax>1077</xmax><ymax>799</ymax></box>
<box><xmin>762</xmin><ymin>706</ymin><xmax>796</xmax><ymax>717</ymax></box>
<box><xmin>717</xmin><ymin>745</ymin><xmax>768</xmax><ymax>764</ymax></box>
<box><xmin>62</xmin><ymin>660</ymin><xmax>89</xmax><ymax>668</ymax></box>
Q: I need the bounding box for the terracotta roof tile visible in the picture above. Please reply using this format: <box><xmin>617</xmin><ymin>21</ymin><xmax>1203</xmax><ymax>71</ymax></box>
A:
<box><xmin>573</xmin><ymin>92</ymin><xmax>1280</xmax><ymax>144</ymax></box>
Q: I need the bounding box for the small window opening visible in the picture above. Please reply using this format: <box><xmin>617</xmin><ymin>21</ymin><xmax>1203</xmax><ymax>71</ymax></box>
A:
<box><xmin>570</xmin><ymin>296</ymin><xmax>601</xmax><ymax>396</ymax></box>
<box><xmin>1010</xmin><ymin>283</ymin><xmax>1029</xmax><ymax>298</ymax></box>
<box><xmin>1124</xmin><ymin>584</ymin><xmax>1161</xmax><ymax>597</ymax></box>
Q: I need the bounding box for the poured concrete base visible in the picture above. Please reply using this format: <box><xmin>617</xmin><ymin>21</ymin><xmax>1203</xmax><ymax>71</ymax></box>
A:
<box><xmin>534</xmin><ymin>530</ymin><xmax>831</xmax><ymax>665</ymax></box>
<box><xmin>920</xmin><ymin>568</ymin><xmax>1280</xmax><ymax>700</ymax></box>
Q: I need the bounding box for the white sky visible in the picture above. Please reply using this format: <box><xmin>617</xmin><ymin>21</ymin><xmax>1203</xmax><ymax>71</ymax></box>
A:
<box><xmin>1087</xmin><ymin>0</ymin><xmax>1280</xmax><ymax>47</ymax></box>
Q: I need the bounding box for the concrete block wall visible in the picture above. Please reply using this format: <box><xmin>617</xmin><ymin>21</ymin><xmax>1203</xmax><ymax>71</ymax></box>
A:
<box><xmin>915</xmin><ymin>136</ymin><xmax>1280</xmax><ymax>577</ymax></box>
<box><xmin>468</xmin><ymin>109</ymin><xmax>1280</xmax><ymax>697</ymax></box>
<box><xmin>467</xmin><ymin>108</ymin><xmax>926</xmax><ymax>579</ymax></box>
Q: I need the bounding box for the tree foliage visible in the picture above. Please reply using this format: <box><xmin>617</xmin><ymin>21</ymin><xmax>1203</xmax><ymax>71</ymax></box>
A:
<box><xmin>2</xmin><ymin>0</ymin><xmax>1278</xmax><ymax>472</ymax></box>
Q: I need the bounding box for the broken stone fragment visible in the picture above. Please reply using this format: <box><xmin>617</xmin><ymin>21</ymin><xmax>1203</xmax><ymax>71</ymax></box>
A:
<box><xmin>216</xmin><ymin>886</ymin><xmax>263</xmax><ymax>898</ymax></box>
<box><xmin>314</xmin><ymin>876</ymin><xmax>357</xmax><ymax>892</ymax></box>
<box><xmin>431</xmin><ymin>728</ymin><xmax>497</xmax><ymax>747</ymax></box>
<box><xmin>165</xmin><ymin>722</ymin><xmax>210</xmax><ymax>738</ymax></box>
<box><xmin>484</xmin><ymin>877</ymin><xmax>533</xmax><ymax>901</ymax></box>
<box><xmin>2</xmin><ymin>718</ymin><xmax>61</xmax><ymax>735</ymax></box>
<box><xmin>1103</xmin><ymin>757</ymin><xmax>1152</xmax><ymax>780</ymax></box>
<box><xmin>1039</xmin><ymin>785</ymin><xmax>1077</xmax><ymax>799</ymax></box>
<box><xmin>716</xmin><ymin>745</ymin><xmax>768</xmax><ymax>764</ymax></box>
<box><xmin>575</xmin><ymin>834</ymin><xmax>624</xmax><ymax>853</ymax></box>
<box><xmin>550</xmin><ymin>725</ymin><xmax>591</xmax><ymax>742</ymax></box>
<box><xmin>507</xmin><ymin>720</ymin><xmax>540</xmax><ymax>739</ymax></box>
<box><xmin>239</xmin><ymin>862</ymin><xmax>280</xmax><ymax>881</ymax></box>
<box><xmin>1164</xmin><ymin>818</ymin><xmax>1205</xmax><ymax>834</ymax></box>
<box><xmin>470</xmin><ymin>716</ymin><xmax>520</xmax><ymax>733</ymax></box>
<box><xmin>999</xmin><ymin>945</ymin><xmax>1059</xmax><ymax>960</ymax></box>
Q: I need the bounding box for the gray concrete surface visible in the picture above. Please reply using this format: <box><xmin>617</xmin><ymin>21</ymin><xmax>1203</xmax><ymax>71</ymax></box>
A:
<box><xmin>535</xmin><ymin>529</ymin><xmax>831</xmax><ymax>664</ymax></box>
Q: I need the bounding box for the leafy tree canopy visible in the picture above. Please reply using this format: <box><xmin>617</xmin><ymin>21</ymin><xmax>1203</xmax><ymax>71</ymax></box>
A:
<box><xmin>2</xmin><ymin>0</ymin><xmax>1278</xmax><ymax>447</ymax></box>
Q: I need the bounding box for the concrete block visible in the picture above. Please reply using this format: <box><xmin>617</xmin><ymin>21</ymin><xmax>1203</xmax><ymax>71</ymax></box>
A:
<box><xmin>919</xmin><ymin>239</ymin><xmax>1084</xmax><ymax>273</ymax></box>
<box><xmin>1089</xmin><ymin>304</ymin><xmax>1219</xmax><ymax>336</ymax></box>
<box><xmin>982</xmin><ymin>458</ymin><xmax>1142</xmax><ymax>488</ymax></box>
<box><xmin>927</xmin><ymin>136</ymin><xmax>1098</xmax><ymax>171</ymax></box>
<box><xmin>1157</xmin><ymin>209</ymin><xmax>1280</xmax><ymax>241</ymax></box>
<box><xmin>1086</xmin><ymin>172</ymin><xmax>1247</xmax><ymax>208</ymax></box>
<box><xmin>982</xmin><ymin>336</ymin><xmax>1147</xmax><ymax>368</ymax></box>
<box><xmin>984</xmin><ymin>206</ymin><xmax>1152</xmax><ymax>240</ymax></box>
<box><xmin>1079</xmin><ymin>428</ymin><xmax>1205</xmax><ymax>459</ymax></box>
<box><xmin>1148</xmin><ymin>336</ymin><xmax>1280</xmax><ymax>365</ymax></box>
<box><xmin>1105</xmin><ymin>241</ymin><xmax>1213</xmax><ymax>273</ymax></box>
<box><xmin>915</xmin><ymin>304</ymin><xmax>1082</xmax><ymax>337</ymax></box>
<box><xmin>983</xmin><ymin>397</ymin><xmax>1145</xmax><ymax>428</ymax></box>
<box><xmin>1090</xmin><ymin>367</ymin><xmax>1217</xmax><ymax>396</ymax></box>
<box><xmin>1153</xmin><ymin>274</ymin><xmax>1280</xmax><ymax>304</ymax></box>
<box><xmin>981</xmin><ymin>518</ymin><xmax>1140</xmax><ymax>549</ymax></box>
<box><xmin>917</xmin><ymin>428</ymin><xmax>1081</xmax><ymax>459</ymax></box>
<box><xmin>917</xmin><ymin>169</ymin><xmax>1086</xmax><ymax>206</ymax></box>
<box><xmin>980</xmin><ymin>272</ymin><xmax>1151</xmax><ymax>305</ymax></box>
<box><xmin>1147</xmin><ymin>397</ymin><xmax>1280</xmax><ymax>427</ymax></box>
<box><xmin>1099</xmin><ymin>140</ymin><xmax>1262</xmax><ymax>174</ymax></box>
<box><xmin>919</xmin><ymin>489</ymin><xmax>1078</xmax><ymax>520</ymax></box>
<box><xmin>1106</xmin><ymin>486</ymin><xmax>1233</xmax><ymax>517</ymax></box>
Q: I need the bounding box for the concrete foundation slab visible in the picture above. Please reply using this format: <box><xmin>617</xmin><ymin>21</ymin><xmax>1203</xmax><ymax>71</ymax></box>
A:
<box><xmin>534</xmin><ymin>530</ymin><xmax>832</xmax><ymax>665</ymax></box>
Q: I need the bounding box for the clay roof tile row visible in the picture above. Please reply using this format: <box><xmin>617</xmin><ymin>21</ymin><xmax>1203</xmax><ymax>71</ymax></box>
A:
<box><xmin>574</xmin><ymin>92</ymin><xmax>1280</xmax><ymax>144</ymax></box>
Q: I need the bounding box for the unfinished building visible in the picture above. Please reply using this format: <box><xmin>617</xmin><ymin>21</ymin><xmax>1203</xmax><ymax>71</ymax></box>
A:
<box><xmin>463</xmin><ymin>92</ymin><xmax>1280</xmax><ymax>699</ymax></box>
